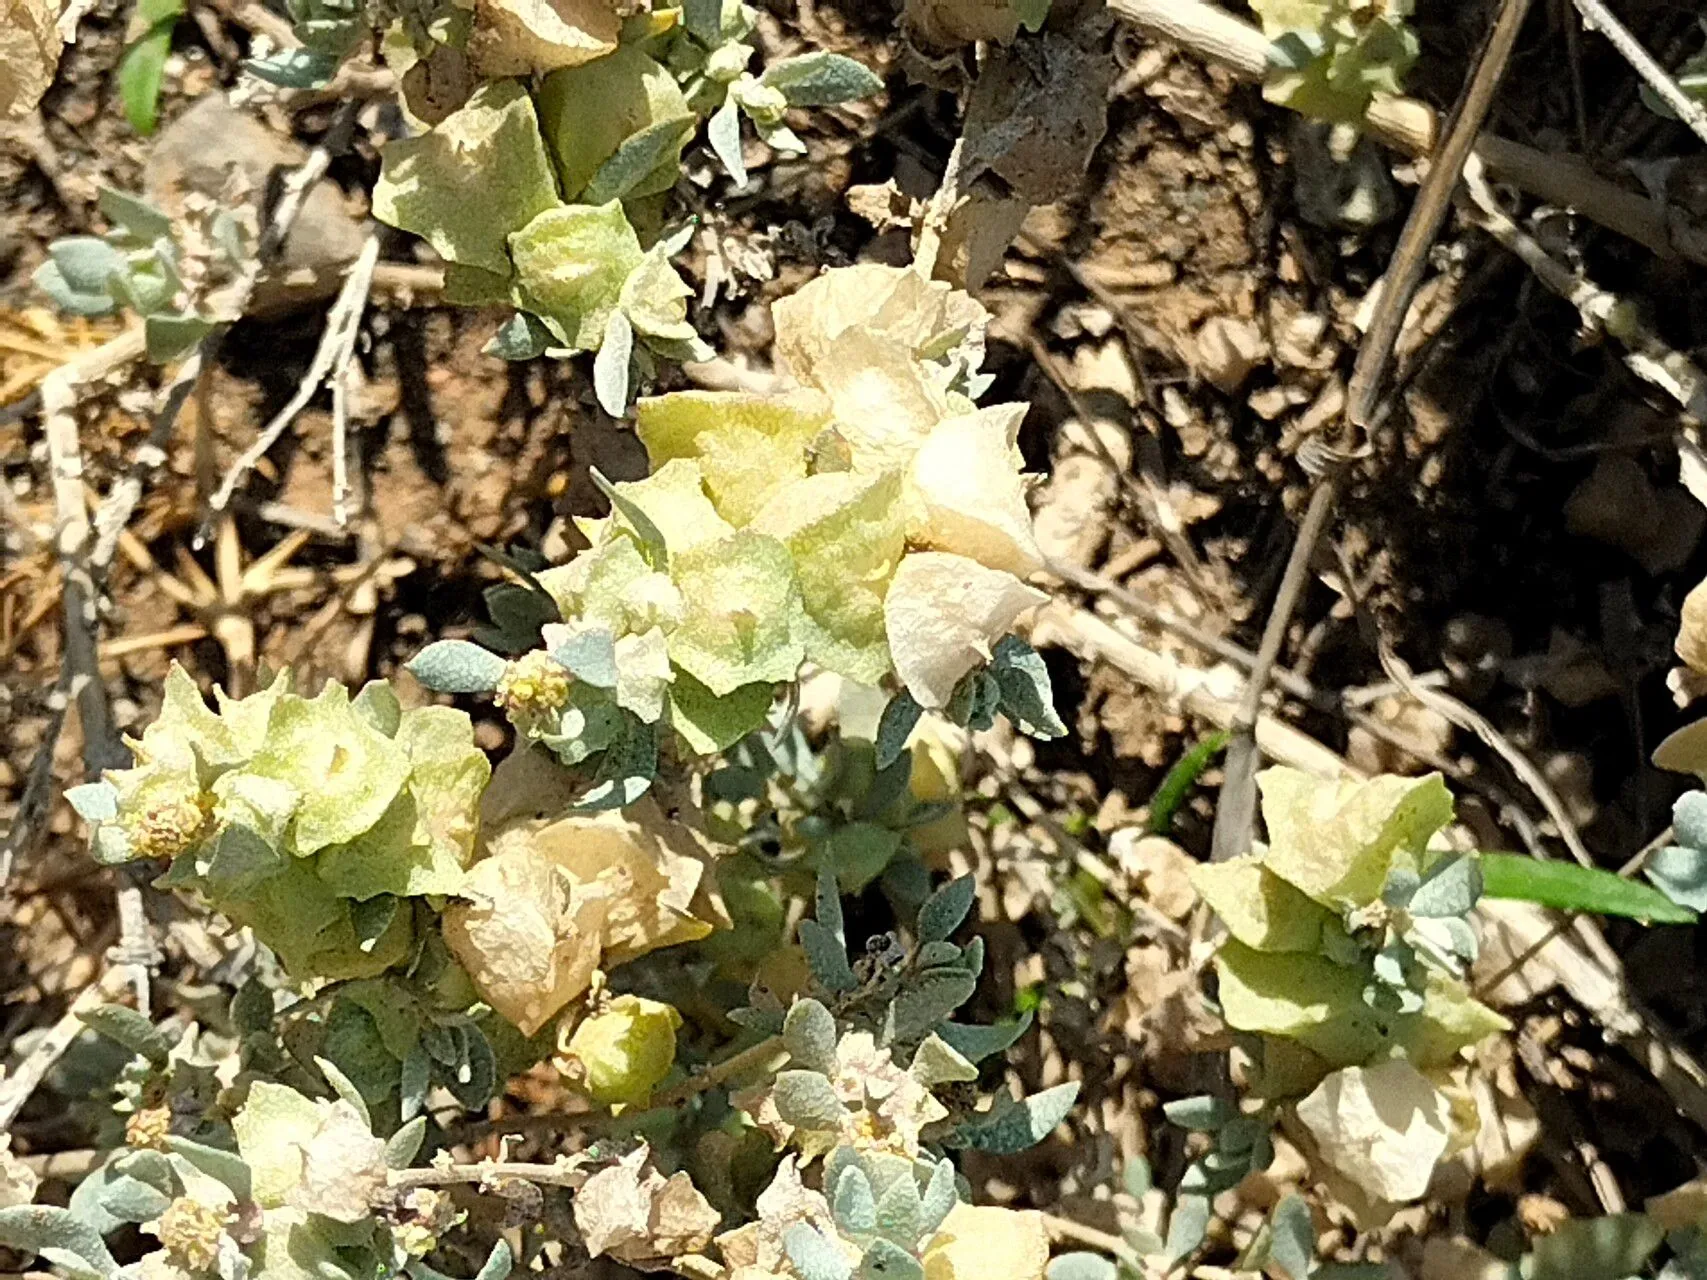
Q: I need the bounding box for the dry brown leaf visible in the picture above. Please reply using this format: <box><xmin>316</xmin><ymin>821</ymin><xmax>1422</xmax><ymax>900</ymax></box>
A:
<box><xmin>903</xmin><ymin>0</ymin><xmax>1021</xmax><ymax>48</ymax></box>
<box><xmin>467</xmin><ymin>0</ymin><xmax>620</xmax><ymax>76</ymax></box>
<box><xmin>441</xmin><ymin>841</ymin><xmax>611</xmax><ymax>1035</ymax></box>
<box><xmin>574</xmin><ymin>1146</ymin><xmax>720</xmax><ymax>1268</ymax></box>
<box><xmin>0</xmin><ymin>0</ymin><xmax>61</xmax><ymax>119</ymax></box>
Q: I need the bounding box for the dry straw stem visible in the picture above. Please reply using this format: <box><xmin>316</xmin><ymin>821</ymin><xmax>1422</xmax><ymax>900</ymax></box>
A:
<box><xmin>1030</xmin><ymin>602</ymin><xmax>1707</xmax><ymax>1135</ymax></box>
<box><xmin>390</xmin><ymin>1160</ymin><xmax>588</xmax><ymax>1191</ymax></box>
<box><xmin>0</xmin><ymin>969</ymin><xmax>128</xmax><ymax>1132</ymax></box>
<box><xmin>1105</xmin><ymin>0</ymin><xmax>1703</xmax><ymax>266</ymax></box>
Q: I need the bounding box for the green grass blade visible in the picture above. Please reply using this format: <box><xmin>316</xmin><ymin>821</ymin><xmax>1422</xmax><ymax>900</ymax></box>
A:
<box><xmin>117</xmin><ymin>1</ymin><xmax>183</xmax><ymax>137</ymax></box>
<box><xmin>1478</xmin><ymin>852</ymin><xmax>1698</xmax><ymax>924</ymax></box>
<box><xmin>1148</xmin><ymin>731</ymin><xmax>1229</xmax><ymax>835</ymax></box>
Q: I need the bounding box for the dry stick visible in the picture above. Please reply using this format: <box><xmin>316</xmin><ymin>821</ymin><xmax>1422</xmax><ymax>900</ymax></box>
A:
<box><xmin>206</xmin><ymin>234</ymin><xmax>381</xmax><ymax>528</ymax></box>
<box><xmin>0</xmin><ymin>666</ymin><xmax>73</xmax><ymax>886</ymax></box>
<box><xmin>0</xmin><ymin>972</ymin><xmax>124</xmax><ymax>1133</ymax></box>
<box><xmin>1105</xmin><ymin>0</ymin><xmax>1699</xmax><ymax>266</ymax></box>
<box><xmin>39</xmin><ymin>329</ymin><xmax>155</xmax><ymax>1009</ymax></box>
<box><xmin>1210</xmin><ymin>0</ymin><xmax>1535</xmax><ymax>863</ymax></box>
<box><xmin>1571</xmin><ymin>0</ymin><xmax>1707</xmax><ymax>149</ymax></box>
<box><xmin>389</xmin><ymin>1160</ymin><xmax>589</xmax><ymax>1192</ymax></box>
<box><xmin>1041</xmin><ymin>1212</ymin><xmax>1145</xmax><ymax>1271</ymax></box>
<box><xmin>1029</xmin><ymin>603</ymin><xmax>1707</xmax><ymax>1134</ymax></box>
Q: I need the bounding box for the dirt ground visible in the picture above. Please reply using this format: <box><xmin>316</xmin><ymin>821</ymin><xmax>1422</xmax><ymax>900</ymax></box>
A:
<box><xmin>12</xmin><ymin>0</ymin><xmax>1707</xmax><ymax>1271</ymax></box>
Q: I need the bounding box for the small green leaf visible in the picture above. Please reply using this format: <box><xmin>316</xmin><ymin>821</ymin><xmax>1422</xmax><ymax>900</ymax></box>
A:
<box><xmin>1014</xmin><ymin>0</ymin><xmax>1051</xmax><ymax>30</ymax></box>
<box><xmin>760</xmin><ymin>51</ymin><xmax>883</xmax><ymax>106</ymax></box>
<box><xmin>400</xmin><ymin>1042</ymin><xmax>430</xmax><ymax>1122</ymax></box>
<box><xmin>98</xmin><ymin>188</ymin><xmax>172</xmax><ymax>242</ymax></box>
<box><xmin>314</xmin><ymin>1055</ymin><xmax>371</xmax><ymax>1127</ymax></box>
<box><xmin>681</xmin><ymin>0</ymin><xmax>721</xmax><ymax>41</ymax></box>
<box><xmin>919</xmin><ymin>1157</ymin><xmax>958</xmax><ymax>1235</ymax></box>
<box><xmin>917</xmin><ymin>874</ymin><xmax>975</xmax><ymax>943</ymax></box>
<box><xmin>935</xmin><ymin>1013</ymin><xmax>1030</xmax><ymax>1063</ymax></box>
<box><xmin>1529</xmin><ymin>1213</ymin><xmax>1664</xmax><ymax>1280</ymax></box>
<box><xmin>1480</xmin><ymin>852</ymin><xmax>1697</xmax><ymax>924</ymax></box>
<box><xmin>145</xmin><ymin>311</ymin><xmax>212</xmax><ymax>363</ymax></box>
<box><xmin>887</xmin><ymin>968</ymin><xmax>978</xmax><ymax>1044</ymax></box>
<box><xmin>78</xmin><ymin>1004</ymin><xmax>173</xmax><ymax>1065</ymax></box>
<box><xmin>593</xmin><ymin>307</ymin><xmax>635</xmax><ymax>417</ymax></box>
<box><xmin>66</xmin><ymin>780</ymin><xmax>119</xmax><ymax>822</ymax></box>
<box><xmin>833</xmin><ymin>1165</ymin><xmax>876</xmax><ymax>1235</ymax></box>
<box><xmin>34</xmin><ymin>261</ymin><xmax>116</xmax><ymax>316</ymax></box>
<box><xmin>874</xmin><ymin>1172</ymin><xmax>921</xmax><ymax>1247</ymax></box>
<box><xmin>119</xmin><ymin>7</ymin><xmax>182</xmax><ymax>136</ymax></box>
<box><xmin>49</xmin><ymin>238</ymin><xmax>129</xmax><ymax>295</ymax></box>
<box><xmin>875</xmin><ymin>692</ymin><xmax>923</xmax><ymax>771</ymax></box>
<box><xmin>163</xmin><ymin>1137</ymin><xmax>251</xmax><ymax>1199</ymax></box>
<box><xmin>484</xmin><ymin>312</ymin><xmax>553</xmax><ymax>361</ymax></box>
<box><xmin>708</xmin><ymin>96</ymin><xmax>746</xmax><ymax>185</ymax></box>
<box><xmin>824</xmin><ymin>822</ymin><xmax>903</xmax><ymax>894</ymax></box>
<box><xmin>582</xmin><ymin>115</ymin><xmax>696</xmax><ymax>206</ymax></box>
<box><xmin>816</xmin><ymin>865</ymin><xmax>846</xmax><ymax>944</ymax></box>
<box><xmin>590</xmin><ymin>466</ymin><xmax>668</xmax><ymax>568</ymax></box>
<box><xmin>1162</xmin><ymin>1094</ymin><xmax>1234</xmax><ymax>1132</ymax></box>
<box><xmin>572</xmin><ymin>717</ymin><xmax>658</xmax><ymax>810</ymax></box>
<box><xmin>407</xmin><ymin>639</ymin><xmax>507</xmax><ymax>693</ymax></box>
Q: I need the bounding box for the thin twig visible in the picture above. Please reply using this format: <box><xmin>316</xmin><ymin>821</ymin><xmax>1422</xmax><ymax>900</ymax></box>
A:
<box><xmin>205</xmin><ymin>234</ymin><xmax>380</xmax><ymax>530</ymax></box>
<box><xmin>1571</xmin><ymin>0</ymin><xmax>1707</xmax><ymax>149</ymax></box>
<box><xmin>89</xmin><ymin>351</ymin><xmax>203</xmax><ymax>576</ymax></box>
<box><xmin>1348</xmin><ymin>0</ymin><xmax>1536</xmax><ymax>427</ymax></box>
<box><xmin>650</xmin><ymin>1035</ymin><xmax>787</xmax><ymax>1109</ymax></box>
<box><xmin>330</xmin><ymin>238</ymin><xmax>380</xmax><ymax>526</ymax></box>
<box><xmin>0</xmin><ymin>666</ymin><xmax>73</xmax><ymax>886</ymax></box>
<box><xmin>1041</xmin><ymin>1212</ymin><xmax>1144</xmax><ymax>1271</ymax></box>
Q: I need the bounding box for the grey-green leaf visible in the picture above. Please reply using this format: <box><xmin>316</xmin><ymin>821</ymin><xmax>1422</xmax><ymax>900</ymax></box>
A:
<box><xmin>1046</xmin><ymin>1254</ymin><xmax>1118</xmax><ymax>1280</ymax></box>
<box><xmin>474</xmin><ymin>1238</ymin><xmax>514</xmax><ymax>1280</ymax></box>
<box><xmin>886</xmin><ymin>968</ymin><xmax>976</xmax><ymax>1043</ymax></box>
<box><xmin>145</xmin><ymin>312</ymin><xmax>212</xmax><ymax>363</ymax></box>
<box><xmin>50</xmin><ymin>238</ymin><xmax>129</xmax><ymax>295</ymax></box>
<box><xmin>1646</xmin><ymin>844</ymin><xmax>1707</xmax><ymax>912</ymax></box>
<box><xmin>991</xmin><ymin>635</ymin><xmax>1066</xmax><ymax>739</ymax></box>
<box><xmin>314</xmin><ymin>1055</ymin><xmax>371</xmax><ymax>1127</ymax></box>
<box><xmin>1164</xmin><ymin>1194</ymin><xmax>1210</xmax><ymax>1268</ymax></box>
<box><xmin>873</xmin><ymin>1171</ymin><xmax>921</xmax><ymax>1247</ymax></box>
<box><xmin>935</xmin><ymin>1013</ymin><xmax>1030</xmax><ymax>1063</ymax></box>
<box><xmin>34</xmin><ymin>261</ymin><xmax>118</xmax><ymax>316</ymax></box>
<box><xmin>164</xmin><ymin>1137</ymin><xmax>251</xmax><ymax>1199</ymax></box>
<box><xmin>594</xmin><ymin>307</ymin><xmax>635</xmax><ymax>417</ymax></box>
<box><xmin>774</xmin><ymin>1069</ymin><xmax>848</xmax><ymax>1130</ymax></box>
<box><xmin>98</xmin><ymin>187</ymin><xmax>172</xmax><ymax>242</ymax></box>
<box><xmin>1267</xmin><ymin>1194</ymin><xmax>1315</xmax><ymax>1280</ymax></box>
<box><xmin>1529</xmin><ymin>1213</ymin><xmax>1664</xmax><ymax>1280</ymax></box>
<box><xmin>708</xmin><ymin>96</ymin><xmax>747</xmax><ymax>186</ymax></box>
<box><xmin>1406</xmin><ymin>853</ymin><xmax>1482</xmax><ymax>918</ymax></box>
<box><xmin>0</xmin><ymin>1206</ymin><xmax>120</xmax><ymax>1279</ymax></box>
<box><xmin>551</xmin><ymin>628</ymin><xmax>619</xmax><ymax>688</ymax></box>
<box><xmin>407</xmin><ymin>639</ymin><xmax>507</xmax><ymax>693</ymax></box>
<box><xmin>875</xmin><ymin>691</ymin><xmax>923</xmax><ymax>771</ymax></box>
<box><xmin>66</xmin><ymin>781</ymin><xmax>119</xmax><ymax>823</ymax></box>
<box><xmin>801</xmin><ymin>919</ymin><xmax>858</xmax><ymax>994</ymax></box>
<box><xmin>387</xmin><ymin>1116</ymin><xmax>428</xmax><ymax>1170</ymax></box>
<box><xmin>582</xmin><ymin>116</ymin><xmax>695</xmax><ymax>206</ymax></box>
<box><xmin>760</xmin><ymin>52</ymin><xmax>884</xmax><ymax>106</ymax></box>
<box><xmin>917</xmin><ymin>875</ymin><xmax>975</xmax><ymax>944</ymax></box>
<box><xmin>78</xmin><ymin>1004</ymin><xmax>173</xmax><ymax>1065</ymax></box>
<box><xmin>784</xmin><ymin>998</ymin><xmax>837</xmax><ymax>1072</ymax></box>
<box><xmin>485</xmin><ymin>312</ymin><xmax>554</xmax><ymax>361</ymax></box>
<box><xmin>785</xmin><ymin>1224</ymin><xmax>853</xmax><ymax>1280</ymax></box>
<box><xmin>1162</xmin><ymin>1094</ymin><xmax>1233</xmax><ymax>1132</ymax></box>
<box><xmin>951</xmin><ymin>1081</ymin><xmax>1079</xmax><ymax>1154</ymax></box>
<box><xmin>400</xmin><ymin>1042</ymin><xmax>431</xmax><ymax>1123</ymax></box>
<box><xmin>95</xmin><ymin>1175</ymin><xmax>172</xmax><ymax>1224</ymax></box>
<box><xmin>833</xmin><ymin>1165</ymin><xmax>876</xmax><ymax>1236</ymax></box>
<box><xmin>918</xmin><ymin>1157</ymin><xmax>958</xmax><ymax>1236</ymax></box>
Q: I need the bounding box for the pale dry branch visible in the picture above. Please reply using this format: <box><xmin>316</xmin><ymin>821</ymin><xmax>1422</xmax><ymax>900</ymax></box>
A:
<box><xmin>1571</xmin><ymin>0</ymin><xmax>1707</xmax><ymax>150</ymax></box>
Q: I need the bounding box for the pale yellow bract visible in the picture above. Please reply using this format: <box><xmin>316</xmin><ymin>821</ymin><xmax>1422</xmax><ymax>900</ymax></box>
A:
<box><xmin>919</xmin><ymin>1203</ymin><xmax>1049</xmax><ymax>1280</ymax></box>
